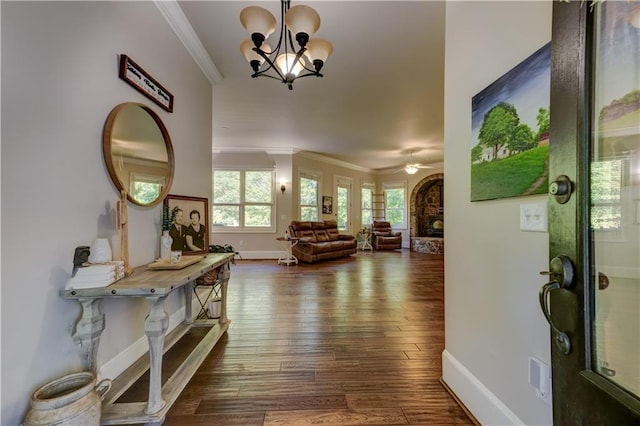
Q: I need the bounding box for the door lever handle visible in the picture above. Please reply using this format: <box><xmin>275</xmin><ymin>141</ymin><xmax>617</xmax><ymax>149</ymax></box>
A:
<box><xmin>538</xmin><ymin>255</ymin><xmax>575</xmax><ymax>355</ymax></box>
<box><xmin>539</xmin><ymin>281</ymin><xmax>571</xmax><ymax>354</ymax></box>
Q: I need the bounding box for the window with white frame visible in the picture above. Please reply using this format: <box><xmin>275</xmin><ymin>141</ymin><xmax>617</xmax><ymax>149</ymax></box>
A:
<box><xmin>384</xmin><ymin>182</ymin><xmax>407</xmax><ymax>228</ymax></box>
<box><xmin>361</xmin><ymin>182</ymin><xmax>375</xmax><ymax>228</ymax></box>
<box><xmin>212</xmin><ymin>169</ymin><xmax>275</xmax><ymax>231</ymax></box>
<box><xmin>335</xmin><ymin>176</ymin><xmax>352</xmax><ymax>232</ymax></box>
<box><xmin>299</xmin><ymin>172</ymin><xmax>320</xmax><ymax>221</ymax></box>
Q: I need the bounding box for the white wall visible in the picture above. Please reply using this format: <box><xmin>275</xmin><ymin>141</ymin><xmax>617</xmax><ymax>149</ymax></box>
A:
<box><xmin>443</xmin><ymin>2</ymin><xmax>553</xmax><ymax>425</ymax></box>
<box><xmin>1</xmin><ymin>2</ymin><xmax>212</xmax><ymax>423</ymax></box>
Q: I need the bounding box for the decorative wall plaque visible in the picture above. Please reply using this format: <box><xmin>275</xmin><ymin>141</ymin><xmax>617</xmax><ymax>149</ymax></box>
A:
<box><xmin>119</xmin><ymin>54</ymin><xmax>174</xmax><ymax>113</ymax></box>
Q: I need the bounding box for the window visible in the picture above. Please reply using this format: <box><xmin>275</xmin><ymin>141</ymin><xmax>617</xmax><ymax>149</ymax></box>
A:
<box><xmin>335</xmin><ymin>176</ymin><xmax>352</xmax><ymax>232</ymax></box>
<box><xmin>384</xmin><ymin>183</ymin><xmax>407</xmax><ymax>228</ymax></box>
<box><xmin>212</xmin><ymin>169</ymin><xmax>275</xmax><ymax>231</ymax></box>
<box><xmin>361</xmin><ymin>182</ymin><xmax>374</xmax><ymax>228</ymax></box>
<box><xmin>299</xmin><ymin>172</ymin><xmax>319</xmax><ymax>221</ymax></box>
<box><xmin>591</xmin><ymin>159</ymin><xmax>626</xmax><ymax>235</ymax></box>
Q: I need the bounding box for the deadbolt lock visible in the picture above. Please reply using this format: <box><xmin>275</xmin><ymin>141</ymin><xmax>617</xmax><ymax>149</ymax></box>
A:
<box><xmin>549</xmin><ymin>175</ymin><xmax>573</xmax><ymax>204</ymax></box>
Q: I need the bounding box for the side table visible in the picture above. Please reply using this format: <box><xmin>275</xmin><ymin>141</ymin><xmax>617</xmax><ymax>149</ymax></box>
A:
<box><xmin>276</xmin><ymin>237</ymin><xmax>299</xmax><ymax>265</ymax></box>
<box><xmin>357</xmin><ymin>230</ymin><xmax>373</xmax><ymax>252</ymax></box>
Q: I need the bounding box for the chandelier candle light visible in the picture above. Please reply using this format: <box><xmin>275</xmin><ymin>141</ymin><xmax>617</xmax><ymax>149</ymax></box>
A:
<box><xmin>240</xmin><ymin>0</ymin><xmax>333</xmax><ymax>90</ymax></box>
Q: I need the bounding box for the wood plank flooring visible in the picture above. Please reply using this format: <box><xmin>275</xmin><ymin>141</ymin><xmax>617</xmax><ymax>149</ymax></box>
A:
<box><xmin>126</xmin><ymin>250</ymin><xmax>475</xmax><ymax>425</ymax></box>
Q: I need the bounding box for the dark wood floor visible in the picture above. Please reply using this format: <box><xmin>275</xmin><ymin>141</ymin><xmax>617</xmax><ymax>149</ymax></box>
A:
<box><xmin>123</xmin><ymin>250</ymin><xmax>474</xmax><ymax>425</ymax></box>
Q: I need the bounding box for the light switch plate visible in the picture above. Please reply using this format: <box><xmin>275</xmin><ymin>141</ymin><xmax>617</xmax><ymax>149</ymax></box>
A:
<box><xmin>520</xmin><ymin>202</ymin><xmax>548</xmax><ymax>232</ymax></box>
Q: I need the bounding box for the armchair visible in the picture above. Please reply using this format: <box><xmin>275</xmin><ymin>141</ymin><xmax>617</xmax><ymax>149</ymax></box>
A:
<box><xmin>371</xmin><ymin>220</ymin><xmax>402</xmax><ymax>250</ymax></box>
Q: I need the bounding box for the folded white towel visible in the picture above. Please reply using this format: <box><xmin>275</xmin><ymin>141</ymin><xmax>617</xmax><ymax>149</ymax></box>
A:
<box><xmin>75</xmin><ymin>264</ymin><xmax>116</xmax><ymax>277</ymax></box>
<box><xmin>66</xmin><ymin>274</ymin><xmax>115</xmax><ymax>290</ymax></box>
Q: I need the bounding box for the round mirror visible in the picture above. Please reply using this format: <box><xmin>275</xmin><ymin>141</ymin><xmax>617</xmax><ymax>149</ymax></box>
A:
<box><xmin>103</xmin><ymin>103</ymin><xmax>175</xmax><ymax>207</ymax></box>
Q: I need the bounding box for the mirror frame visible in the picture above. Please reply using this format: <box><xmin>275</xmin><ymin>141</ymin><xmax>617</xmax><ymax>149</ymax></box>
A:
<box><xmin>102</xmin><ymin>102</ymin><xmax>175</xmax><ymax>207</ymax></box>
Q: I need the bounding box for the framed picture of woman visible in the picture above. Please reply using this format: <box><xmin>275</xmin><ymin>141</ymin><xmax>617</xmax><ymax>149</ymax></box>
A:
<box><xmin>164</xmin><ymin>194</ymin><xmax>209</xmax><ymax>255</ymax></box>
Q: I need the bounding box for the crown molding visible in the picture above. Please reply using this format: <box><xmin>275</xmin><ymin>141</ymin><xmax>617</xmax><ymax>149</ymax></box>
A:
<box><xmin>154</xmin><ymin>0</ymin><xmax>222</xmax><ymax>85</ymax></box>
<box><xmin>296</xmin><ymin>151</ymin><xmax>373</xmax><ymax>173</ymax></box>
<box><xmin>212</xmin><ymin>147</ymin><xmax>299</xmax><ymax>155</ymax></box>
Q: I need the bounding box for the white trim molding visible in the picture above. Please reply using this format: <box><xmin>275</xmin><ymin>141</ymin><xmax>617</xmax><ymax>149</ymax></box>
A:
<box><xmin>154</xmin><ymin>0</ymin><xmax>223</xmax><ymax>85</ymax></box>
<box><xmin>442</xmin><ymin>349</ymin><xmax>525</xmax><ymax>426</ymax></box>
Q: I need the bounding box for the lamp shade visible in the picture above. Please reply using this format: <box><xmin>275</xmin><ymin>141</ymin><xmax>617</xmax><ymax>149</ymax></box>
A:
<box><xmin>240</xmin><ymin>39</ymin><xmax>271</xmax><ymax>63</ymax></box>
<box><xmin>276</xmin><ymin>53</ymin><xmax>305</xmax><ymax>77</ymax></box>
<box><xmin>240</xmin><ymin>6</ymin><xmax>277</xmax><ymax>40</ymax></box>
<box><xmin>285</xmin><ymin>5</ymin><xmax>320</xmax><ymax>38</ymax></box>
<box><xmin>304</xmin><ymin>38</ymin><xmax>333</xmax><ymax>62</ymax></box>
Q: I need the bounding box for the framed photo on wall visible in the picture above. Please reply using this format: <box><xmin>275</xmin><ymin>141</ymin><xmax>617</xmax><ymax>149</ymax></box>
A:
<box><xmin>164</xmin><ymin>194</ymin><xmax>209</xmax><ymax>255</ymax></box>
<box><xmin>322</xmin><ymin>196</ymin><xmax>333</xmax><ymax>214</ymax></box>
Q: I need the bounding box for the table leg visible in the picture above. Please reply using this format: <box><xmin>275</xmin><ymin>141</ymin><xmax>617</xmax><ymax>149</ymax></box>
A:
<box><xmin>144</xmin><ymin>296</ymin><xmax>169</xmax><ymax>414</ymax></box>
<box><xmin>72</xmin><ymin>298</ymin><xmax>105</xmax><ymax>374</ymax></box>
<box><xmin>184</xmin><ymin>281</ymin><xmax>194</xmax><ymax>324</ymax></box>
<box><xmin>217</xmin><ymin>262</ymin><xmax>231</xmax><ymax>324</ymax></box>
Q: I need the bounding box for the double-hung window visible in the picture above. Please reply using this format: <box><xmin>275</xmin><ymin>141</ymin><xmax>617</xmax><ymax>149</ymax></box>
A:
<box><xmin>384</xmin><ymin>182</ymin><xmax>407</xmax><ymax>228</ymax></box>
<box><xmin>212</xmin><ymin>169</ymin><xmax>275</xmax><ymax>232</ymax></box>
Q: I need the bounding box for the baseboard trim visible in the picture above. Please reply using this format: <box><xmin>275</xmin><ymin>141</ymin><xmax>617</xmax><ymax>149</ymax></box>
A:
<box><xmin>441</xmin><ymin>349</ymin><xmax>524</xmax><ymax>426</ymax></box>
<box><xmin>236</xmin><ymin>250</ymin><xmax>281</xmax><ymax>260</ymax></box>
<box><xmin>440</xmin><ymin>377</ymin><xmax>481</xmax><ymax>426</ymax></box>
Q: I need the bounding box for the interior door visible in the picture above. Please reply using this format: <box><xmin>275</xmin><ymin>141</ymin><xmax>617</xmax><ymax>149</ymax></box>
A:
<box><xmin>548</xmin><ymin>2</ymin><xmax>640</xmax><ymax>423</ymax></box>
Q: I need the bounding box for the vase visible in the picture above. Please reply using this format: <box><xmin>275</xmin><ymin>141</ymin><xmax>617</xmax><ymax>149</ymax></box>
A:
<box><xmin>160</xmin><ymin>230</ymin><xmax>172</xmax><ymax>262</ymax></box>
<box><xmin>23</xmin><ymin>372</ymin><xmax>111</xmax><ymax>426</ymax></box>
<box><xmin>88</xmin><ymin>238</ymin><xmax>112</xmax><ymax>264</ymax></box>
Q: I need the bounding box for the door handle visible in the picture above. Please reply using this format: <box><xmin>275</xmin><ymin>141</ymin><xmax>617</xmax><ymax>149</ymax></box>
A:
<box><xmin>539</xmin><ymin>255</ymin><xmax>575</xmax><ymax>355</ymax></box>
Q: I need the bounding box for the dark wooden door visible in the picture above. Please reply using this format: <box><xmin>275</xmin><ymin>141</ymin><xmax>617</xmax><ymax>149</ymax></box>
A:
<box><xmin>548</xmin><ymin>2</ymin><xmax>640</xmax><ymax>424</ymax></box>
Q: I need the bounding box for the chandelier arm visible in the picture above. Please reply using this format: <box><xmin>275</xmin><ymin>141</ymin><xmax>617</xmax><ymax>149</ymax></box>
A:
<box><xmin>251</xmin><ymin>72</ymin><xmax>284</xmax><ymax>81</ymax></box>
<box><xmin>293</xmin><ymin>72</ymin><xmax>323</xmax><ymax>80</ymax></box>
<box><xmin>253</xmin><ymin>48</ymin><xmax>287</xmax><ymax>81</ymax></box>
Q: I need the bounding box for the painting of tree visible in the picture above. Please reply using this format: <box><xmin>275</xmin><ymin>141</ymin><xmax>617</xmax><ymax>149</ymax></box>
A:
<box><xmin>471</xmin><ymin>43</ymin><xmax>551</xmax><ymax>201</ymax></box>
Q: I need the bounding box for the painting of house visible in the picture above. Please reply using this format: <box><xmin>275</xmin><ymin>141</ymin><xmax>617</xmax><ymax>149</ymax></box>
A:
<box><xmin>470</xmin><ymin>42</ymin><xmax>551</xmax><ymax>201</ymax></box>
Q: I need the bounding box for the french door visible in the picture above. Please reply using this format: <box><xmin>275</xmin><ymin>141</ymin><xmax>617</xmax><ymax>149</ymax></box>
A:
<box><xmin>335</xmin><ymin>176</ymin><xmax>352</xmax><ymax>232</ymax></box>
<box><xmin>547</xmin><ymin>1</ymin><xmax>640</xmax><ymax>423</ymax></box>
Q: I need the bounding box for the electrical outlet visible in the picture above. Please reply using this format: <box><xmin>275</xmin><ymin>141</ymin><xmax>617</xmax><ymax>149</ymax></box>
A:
<box><xmin>520</xmin><ymin>202</ymin><xmax>548</xmax><ymax>232</ymax></box>
<box><xmin>529</xmin><ymin>357</ymin><xmax>552</xmax><ymax>405</ymax></box>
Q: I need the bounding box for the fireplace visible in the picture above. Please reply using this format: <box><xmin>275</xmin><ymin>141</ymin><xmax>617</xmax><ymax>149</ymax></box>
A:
<box><xmin>410</xmin><ymin>173</ymin><xmax>444</xmax><ymax>254</ymax></box>
<box><xmin>427</xmin><ymin>215</ymin><xmax>444</xmax><ymax>237</ymax></box>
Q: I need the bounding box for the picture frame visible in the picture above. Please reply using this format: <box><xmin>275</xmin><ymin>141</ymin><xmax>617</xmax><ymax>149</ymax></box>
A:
<box><xmin>322</xmin><ymin>196</ymin><xmax>333</xmax><ymax>214</ymax></box>
<box><xmin>164</xmin><ymin>194</ymin><xmax>209</xmax><ymax>256</ymax></box>
<box><xmin>470</xmin><ymin>42</ymin><xmax>550</xmax><ymax>201</ymax></box>
<box><xmin>119</xmin><ymin>54</ymin><xmax>174</xmax><ymax>113</ymax></box>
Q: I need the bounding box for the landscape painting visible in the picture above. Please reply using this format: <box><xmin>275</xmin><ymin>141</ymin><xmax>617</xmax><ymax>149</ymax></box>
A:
<box><xmin>471</xmin><ymin>42</ymin><xmax>551</xmax><ymax>201</ymax></box>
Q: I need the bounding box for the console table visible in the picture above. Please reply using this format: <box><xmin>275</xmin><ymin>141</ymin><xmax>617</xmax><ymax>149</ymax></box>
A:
<box><xmin>61</xmin><ymin>253</ymin><xmax>234</xmax><ymax>425</ymax></box>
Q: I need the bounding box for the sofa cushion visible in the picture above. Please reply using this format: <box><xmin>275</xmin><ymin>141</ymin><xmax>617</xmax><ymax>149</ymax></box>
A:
<box><xmin>290</xmin><ymin>221</ymin><xmax>316</xmax><ymax>242</ymax></box>
<box><xmin>324</xmin><ymin>220</ymin><xmax>340</xmax><ymax>241</ymax></box>
<box><xmin>314</xmin><ymin>230</ymin><xmax>330</xmax><ymax>242</ymax></box>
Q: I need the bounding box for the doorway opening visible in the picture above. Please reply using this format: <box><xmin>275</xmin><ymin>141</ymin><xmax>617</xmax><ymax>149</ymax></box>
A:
<box><xmin>410</xmin><ymin>173</ymin><xmax>444</xmax><ymax>254</ymax></box>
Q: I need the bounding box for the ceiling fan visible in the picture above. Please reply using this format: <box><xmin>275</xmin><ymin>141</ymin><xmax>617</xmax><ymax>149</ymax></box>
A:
<box><xmin>403</xmin><ymin>152</ymin><xmax>433</xmax><ymax>174</ymax></box>
<box><xmin>404</xmin><ymin>162</ymin><xmax>433</xmax><ymax>174</ymax></box>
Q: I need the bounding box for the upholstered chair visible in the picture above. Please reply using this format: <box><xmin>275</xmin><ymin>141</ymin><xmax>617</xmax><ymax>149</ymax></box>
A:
<box><xmin>371</xmin><ymin>221</ymin><xmax>402</xmax><ymax>250</ymax></box>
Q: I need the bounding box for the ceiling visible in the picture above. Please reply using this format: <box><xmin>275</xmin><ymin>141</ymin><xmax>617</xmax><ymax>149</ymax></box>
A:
<box><xmin>177</xmin><ymin>1</ymin><xmax>446</xmax><ymax>172</ymax></box>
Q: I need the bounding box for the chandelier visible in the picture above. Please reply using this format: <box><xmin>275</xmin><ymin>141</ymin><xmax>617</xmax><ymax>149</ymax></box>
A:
<box><xmin>240</xmin><ymin>1</ymin><xmax>333</xmax><ymax>90</ymax></box>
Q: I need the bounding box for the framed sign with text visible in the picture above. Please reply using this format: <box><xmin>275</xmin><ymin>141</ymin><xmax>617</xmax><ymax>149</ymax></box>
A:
<box><xmin>119</xmin><ymin>54</ymin><xmax>174</xmax><ymax>113</ymax></box>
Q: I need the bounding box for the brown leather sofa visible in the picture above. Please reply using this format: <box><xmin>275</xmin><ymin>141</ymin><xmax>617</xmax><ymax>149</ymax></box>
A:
<box><xmin>288</xmin><ymin>220</ymin><xmax>357</xmax><ymax>263</ymax></box>
<box><xmin>372</xmin><ymin>220</ymin><xmax>402</xmax><ymax>250</ymax></box>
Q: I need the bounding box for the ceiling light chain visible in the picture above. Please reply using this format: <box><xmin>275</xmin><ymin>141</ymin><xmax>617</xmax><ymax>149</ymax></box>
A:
<box><xmin>240</xmin><ymin>0</ymin><xmax>333</xmax><ymax>90</ymax></box>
